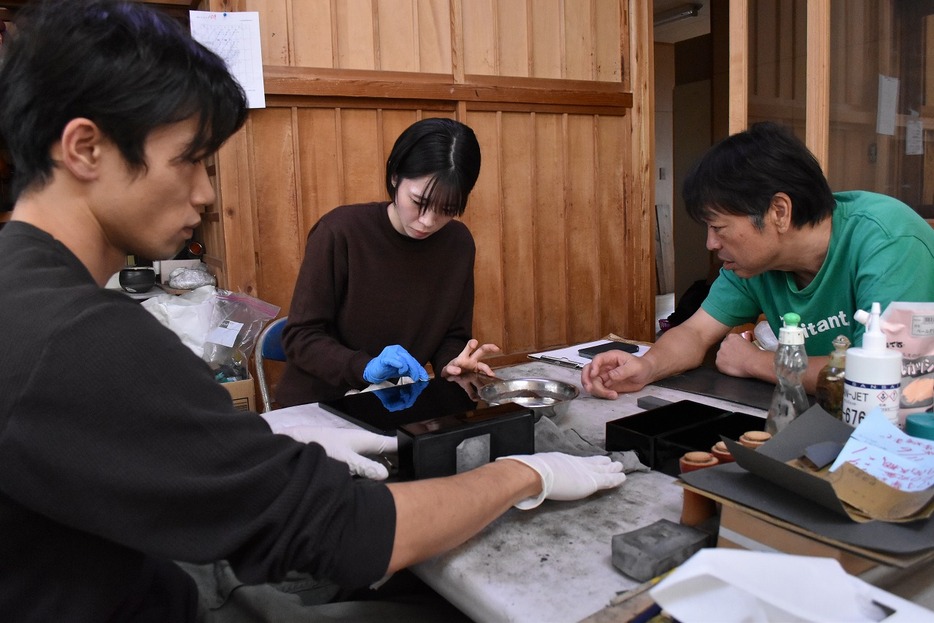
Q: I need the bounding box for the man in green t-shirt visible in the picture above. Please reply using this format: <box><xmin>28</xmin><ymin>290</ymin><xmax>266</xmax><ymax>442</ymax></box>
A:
<box><xmin>583</xmin><ymin>121</ymin><xmax>934</xmax><ymax>399</ymax></box>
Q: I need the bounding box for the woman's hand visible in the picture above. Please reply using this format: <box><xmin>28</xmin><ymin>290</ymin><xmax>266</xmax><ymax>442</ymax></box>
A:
<box><xmin>441</xmin><ymin>339</ymin><xmax>501</xmax><ymax>378</ymax></box>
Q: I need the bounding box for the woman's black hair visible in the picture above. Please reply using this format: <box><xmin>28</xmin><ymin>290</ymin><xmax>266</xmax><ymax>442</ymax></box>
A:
<box><xmin>0</xmin><ymin>0</ymin><xmax>248</xmax><ymax>199</ymax></box>
<box><xmin>384</xmin><ymin>118</ymin><xmax>481</xmax><ymax>217</ymax></box>
<box><xmin>682</xmin><ymin>121</ymin><xmax>835</xmax><ymax>229</ymax></box>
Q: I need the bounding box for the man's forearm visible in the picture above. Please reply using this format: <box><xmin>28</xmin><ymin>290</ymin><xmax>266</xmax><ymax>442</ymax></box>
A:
<box><xmin>642</xmin><ymin>325</ymin><xmax>711</xmax><ymax>382</ymax></box>
<box><xmin>743</xmin><ymin>349</ymin><xmax>828</xmax><ymax>395</ymax></box>
<box><xmin>385</xmin><ymin>460</ymin><xmax>541</xmax><ymax>573</ymax></box>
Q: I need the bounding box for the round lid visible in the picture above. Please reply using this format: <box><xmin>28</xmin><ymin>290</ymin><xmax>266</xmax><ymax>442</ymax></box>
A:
<box><xmin>682</xmin><ymin>451</ymin><xmax>717</xmax><ymax>466</ymax></box>
<box><xmin>905</xmin><ymin>413</ymin><xmax>934</xmax><ymax>441</ymax></box>
<box><xmin>741</xmin><ymin>430</ymin><xmax>772</xmax><ymax>443</ymax></box>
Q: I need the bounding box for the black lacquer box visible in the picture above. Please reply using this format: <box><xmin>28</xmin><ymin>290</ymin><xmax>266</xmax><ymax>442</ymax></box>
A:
<box><xmin>397</xmin><ymin>402</ymin><xmax>535</xmax><ymax>480</ymax></box>
<box><xmin>320</xmin><ymin>377</ymin><xmax>535</xmax><ymax>480</ymax></box>
<box><xmin>605</xmin><ymin>400</ymin><xmax>764</xmax><ymax>476</ymax></box>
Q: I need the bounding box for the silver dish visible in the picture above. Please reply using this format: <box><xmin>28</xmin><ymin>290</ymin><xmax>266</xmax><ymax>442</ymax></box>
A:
<box><xmin>479</xmin><ymin>377</ymin><xmax>580</xmax><ymax>420</ymax></box>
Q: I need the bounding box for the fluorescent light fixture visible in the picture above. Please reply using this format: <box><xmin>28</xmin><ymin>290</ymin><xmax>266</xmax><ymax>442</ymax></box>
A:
<box><xmin>654</xmin><ymin>3</ymin><xmax>702</xmax><ymax>27</ymax></box>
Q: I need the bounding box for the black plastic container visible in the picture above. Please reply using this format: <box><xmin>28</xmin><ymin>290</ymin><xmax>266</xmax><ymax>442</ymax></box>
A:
<box><xmin>606</xmin><ymin>400</ymin><xmax>765</xmax><ymax>476</ymax></box>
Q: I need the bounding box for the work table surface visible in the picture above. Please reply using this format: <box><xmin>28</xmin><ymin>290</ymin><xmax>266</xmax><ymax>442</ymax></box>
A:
<box><xmin>410</xmin><ymin>361</ymin><xmax>764</xmax><ymax>622</ymax></box>
<box><xmin>264</xmin><ymin>360</ymin><xmax>767</xmax><ymax>622</ymax></box>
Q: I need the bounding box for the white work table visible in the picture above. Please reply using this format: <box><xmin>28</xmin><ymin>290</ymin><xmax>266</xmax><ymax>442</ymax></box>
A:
<box><xmin>409</xmin><ymin>361</ymin><xmax>763</xmax><ymax>623</ymax></box>
<box><xmin>263</xmin><ymin>361</ymin><xmax>767</xmax><ymax>623</ymax></box>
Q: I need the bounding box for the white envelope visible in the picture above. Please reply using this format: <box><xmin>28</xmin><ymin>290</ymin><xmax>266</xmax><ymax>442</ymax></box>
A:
<box><xmin>649</xmin><ymin>549</ymin><xmax>933</xmax><ymax>622</ymax></box>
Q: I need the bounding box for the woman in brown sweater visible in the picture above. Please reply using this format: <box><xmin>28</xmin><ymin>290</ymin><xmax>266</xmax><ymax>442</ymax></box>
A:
<box><xmin>277</xmin><ymin>118</ymin><xmax>500</xmax><ymax>406</ymax></box>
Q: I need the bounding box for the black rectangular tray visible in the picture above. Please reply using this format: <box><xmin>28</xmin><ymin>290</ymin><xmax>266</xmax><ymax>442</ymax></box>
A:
<box><xmin>319</xmin><ymin>377</ymin><xmax>478</xmax><ymax>435</ymax></box>
<box><xmin>606</xmin><ymin>400</ymin><xmax>765</xmax><ymax>476</ymax></box>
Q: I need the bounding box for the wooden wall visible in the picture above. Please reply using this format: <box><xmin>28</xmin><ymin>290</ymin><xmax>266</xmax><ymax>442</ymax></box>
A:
<box><xmin>202</xmin><ymin>0</ymin><xmax>656</xmax><ymax>366</ymax></box>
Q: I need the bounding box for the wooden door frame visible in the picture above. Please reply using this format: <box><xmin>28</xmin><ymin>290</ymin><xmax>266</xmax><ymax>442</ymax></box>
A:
<box><xmin>728</xmin><ymin>0</ymin><xmax>831</xmax><ymax>169</ymax></box>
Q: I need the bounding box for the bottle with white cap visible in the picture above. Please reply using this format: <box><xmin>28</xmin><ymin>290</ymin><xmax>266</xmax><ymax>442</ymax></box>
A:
<box><xmin>841</xmin><ymin>302</ymin><xmax>902</xmax><ymax>428</ymax></box>
<box><xmin>765</xmin><ymin>312</ymin><xmax>809</xmax><ymax>435</ymax></box>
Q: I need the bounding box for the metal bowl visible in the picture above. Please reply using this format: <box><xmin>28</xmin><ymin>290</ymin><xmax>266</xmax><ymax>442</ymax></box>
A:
<box><xmin>479</xmin><ymin>377</ymin><xmax>580</xmax><ymax>420</ymax></box>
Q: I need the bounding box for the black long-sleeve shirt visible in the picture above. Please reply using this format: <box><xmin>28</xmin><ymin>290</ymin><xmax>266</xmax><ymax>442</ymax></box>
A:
<box><xmin>0</xmin><ymin>221</ymin><xmax>396</xmax><ymax>622</ymax></box>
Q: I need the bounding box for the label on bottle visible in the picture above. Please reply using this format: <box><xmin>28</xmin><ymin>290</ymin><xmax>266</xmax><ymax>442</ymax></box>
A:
<box><xmin>841</xmin><ymin>379</ymin><xmax>900</xmax><ymax>428</ymax></box>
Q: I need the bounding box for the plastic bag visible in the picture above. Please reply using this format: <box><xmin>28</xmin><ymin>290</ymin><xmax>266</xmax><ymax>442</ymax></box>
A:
<box><xmin>880</xmin><ymin>302</ymin><xmax>934</xmax><ymax>426</ymax></box>
<box><xmin>141</xmin><ymin>285</ymin><xmax>217</xmax><ymax>358</ymax></box>
<box><xmin>202</xmin><ymin>290</ymin><xmax>280</xmax><ymax>381</ymax></box>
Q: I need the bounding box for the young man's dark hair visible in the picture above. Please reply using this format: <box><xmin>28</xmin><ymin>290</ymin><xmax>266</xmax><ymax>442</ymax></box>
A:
<box><xmin>0</xmin><ymin>0</ymin><xmax>248</xmax><ymax>199</ymax></box>
<box><xmin>682</xmin><ymin>121</ymin><xmax>835</xmax><ymax>229</ymax></box>
<box><xmin>384</xmin><ymin>117</ymin><xmax>481</xmax><ymax>217</ymax></box>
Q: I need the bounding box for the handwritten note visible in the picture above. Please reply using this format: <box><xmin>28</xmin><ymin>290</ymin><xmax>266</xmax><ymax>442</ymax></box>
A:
<box><xmin>190</xmin><ymin>11</ymin><xmax>265</xmax><ymax>109</ymax></box>
<box><xmin>830</xmin><ymin>408</ymin><xmax>934</xmax><ymax>492</ymax></box>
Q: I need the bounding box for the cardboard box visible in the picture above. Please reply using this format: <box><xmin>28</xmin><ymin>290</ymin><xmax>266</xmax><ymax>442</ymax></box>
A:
<box><xmin>680</xmin><ymin>407</ymin><xmax>934</xmax><ymax>569</ymax></box>
<box><xmin>716</xmin><ymin>500</ymin><xmax>879</xmax><ymax>575</ymax></box>
<box><xmin>724</xmin><ymin>408</ymin><xmax>934</xmax><ymax>523</ymax></box>
<box><xmin>222</xmin><ymin>376</ymin><xmax>255</xmax><ymax>413</ymax></box>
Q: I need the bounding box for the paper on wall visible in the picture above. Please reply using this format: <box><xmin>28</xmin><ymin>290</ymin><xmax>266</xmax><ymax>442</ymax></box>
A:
<box><xmin>190</xmin><ymin>11</ymin><xmax>265</xmax><ymax>109</ymax></box>
<box><xmin>906</xmin><ymin>113</ymin><xmax>923</xmax><ymax>156</ymax></box>
<box><xmin>876</xmin><ymin>74</ymin><xmax>898</xmax><ymax>136</ymax></box>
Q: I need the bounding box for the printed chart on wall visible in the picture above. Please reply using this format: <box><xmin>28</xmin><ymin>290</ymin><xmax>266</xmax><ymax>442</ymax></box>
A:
<box><xmin>190</xmin><ymin>11</ymin><xmax>265</xmax><ymax>109</ymax></box>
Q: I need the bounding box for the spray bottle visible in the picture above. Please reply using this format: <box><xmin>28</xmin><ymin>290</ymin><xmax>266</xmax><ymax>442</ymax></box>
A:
<box><xmin>841</xmin><ymin>302</ymin><xmax>902</xmax><ymax>428</ymax></box>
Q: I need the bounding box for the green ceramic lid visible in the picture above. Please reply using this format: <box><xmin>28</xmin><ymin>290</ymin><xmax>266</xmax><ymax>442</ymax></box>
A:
<box><xmin>905</xmin><ymin>413</ymin><xmax>934</xmax><ymax>441</ymax></box>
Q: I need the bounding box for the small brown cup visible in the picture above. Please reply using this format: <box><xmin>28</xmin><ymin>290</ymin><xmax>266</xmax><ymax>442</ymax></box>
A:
<box><xmin>679</xmin><ymin>451</ymin><xmax>719</xmax><ymax>527</ymax></box>
<box><xmin>739</xmin><ymin>430</ymin><xmax>771</xmax><ymax>450</ymax></box>
<box><xmin>710</xmin><ymin>440</ymin><xmax>734</xmax><ymax>463</ymax></box>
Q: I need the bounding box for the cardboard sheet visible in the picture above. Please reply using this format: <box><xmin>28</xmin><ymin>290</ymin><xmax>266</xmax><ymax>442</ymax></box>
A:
<box><xmin>682</xmin><ymin>462</ymin><xmax>934</xmax><ymax>560</ymax></box>
<box><xmin>682</xmin><ymin>406</ymin><xmax>934</xmax><ymax>559</ymax></box>
<box><xmin>724</xmin><ymin>407</ymin><xmax>934</xmax><ymax>523</ymax></box>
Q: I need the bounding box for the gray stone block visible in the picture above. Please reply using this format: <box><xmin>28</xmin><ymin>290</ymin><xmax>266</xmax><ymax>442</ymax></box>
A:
<box><xmin>611</xmin><ymin>518</ymin><xmax>712</xmax><ymax>582</ymax></box>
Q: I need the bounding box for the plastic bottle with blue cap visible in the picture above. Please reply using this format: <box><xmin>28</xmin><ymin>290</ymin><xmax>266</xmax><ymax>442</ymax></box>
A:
<box><xmin>841</xmin><ymin>302</ymin><xmax>902</xmax><ymax>428</ymax></box>
<box><xmin>765</xmin><ymin>312</ymin><xmax>809</xmax><ymax>435</ymax></box>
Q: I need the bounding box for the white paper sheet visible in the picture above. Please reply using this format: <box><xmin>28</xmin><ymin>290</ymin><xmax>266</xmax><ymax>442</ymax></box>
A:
<box><xmin>650</xmin><ymin>549</ymin><xmax>933</xmax><ymax>623</ymax></box>
<box><xmin>190</xmin><ymin>11</ymin><xmax>266</xmax><ymax>109</ymax></box>
<box><xmin>829</xmin><ymin>408</ymin><xmax>934</xmax><ymax>492</ymax></box>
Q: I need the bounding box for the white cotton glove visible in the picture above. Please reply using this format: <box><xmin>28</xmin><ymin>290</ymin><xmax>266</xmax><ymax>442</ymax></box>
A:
<box><xmin>496</xmin><ymin>452</ymin><xmax>627</xmax><ymax>510</ymax></box>
<box><xmin>280</xmin><ymin>426</ymin><xmax>398</xmax><ymax>481</ymax></box>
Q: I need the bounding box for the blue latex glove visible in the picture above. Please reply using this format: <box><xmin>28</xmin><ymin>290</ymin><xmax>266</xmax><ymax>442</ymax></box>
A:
<box><xmin>375</xmin><ymin>380</ymin><xmax>428</xmax><ymax>412</ymax></box>
<box><xmin>363</xmin><ymin>345</ymin><xmax>429</xmax><ymax>384</ymax></box>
